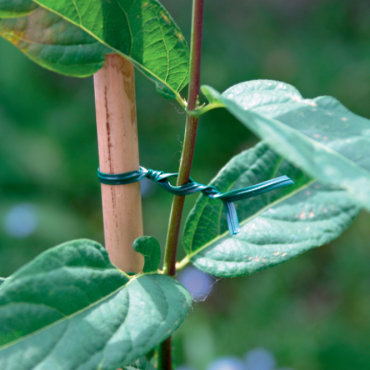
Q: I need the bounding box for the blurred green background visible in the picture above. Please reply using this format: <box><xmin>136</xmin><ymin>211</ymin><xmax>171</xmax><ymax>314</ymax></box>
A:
<box><xmin>1</xmin><ymin>0</ymin><xmax>370</xmax><ymax>369</ymax></box>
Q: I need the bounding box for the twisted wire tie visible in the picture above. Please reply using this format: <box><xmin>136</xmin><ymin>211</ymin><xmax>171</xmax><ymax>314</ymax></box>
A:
<box><xmin>97</xmin><ymin>166</ymin><xmax>294</xmax><ymax>236</ymax></box>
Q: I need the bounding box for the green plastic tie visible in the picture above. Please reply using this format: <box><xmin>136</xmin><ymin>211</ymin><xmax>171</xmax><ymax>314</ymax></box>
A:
<box><xmin>97</xmin><ymin>167</ymin><xmax>294</xmax><ymax>235</ymax></box>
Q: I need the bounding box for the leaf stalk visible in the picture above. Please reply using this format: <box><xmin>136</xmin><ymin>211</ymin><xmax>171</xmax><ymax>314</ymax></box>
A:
<box><xmin>186</xmin><ymin>101</ymin><xmax>225</xmax><ymax>118</ymax></box>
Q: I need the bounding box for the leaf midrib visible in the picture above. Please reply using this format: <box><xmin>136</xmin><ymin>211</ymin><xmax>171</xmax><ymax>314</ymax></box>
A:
<box><xmin>222</xmin><ymin>95</ymin><xmax>370</xmax><ymax>186</ymax></box>
<box><xmin>1</xmin><ymin>31</ymin><xmax>105</xmax><ymax>47</ymax></box>
<box><xmin>0</xmin><ymin>272</ymin><xmax>150</xmax><ymax>352</ymax></box>
<box><xmin>32</xmin><ymin>0</ymin><xmax>180</xmax><ymax>96</ymax></box>
<box><xmin>184</xmin><ymin>179</ymin><xmax>315</xmax><ymax>262</ymax></box>
<box><xmin>188</xmin><ymin>149</ymin><xmax>282</xmax><ymax>254</ymax></box>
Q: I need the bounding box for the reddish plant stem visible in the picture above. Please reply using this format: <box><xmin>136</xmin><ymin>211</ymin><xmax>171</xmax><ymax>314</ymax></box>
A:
<box><xmin>159</xmin><ymin>1</ymin><xmax>204</xmax><ymax>370</ymax></box>
<box><xmin>162</xmin><ymin>114</ymin><xmax>199</xmax><ymax>277</ymax></box>
<box><xmin>157</xmin><ymin>337</ymin><xmax>173</xmax><ymax>370</ymax></box>
<box><xmin>163</xmin><ymin>0</ymin><xmax>204</xmax><ymax>277</ymax></box>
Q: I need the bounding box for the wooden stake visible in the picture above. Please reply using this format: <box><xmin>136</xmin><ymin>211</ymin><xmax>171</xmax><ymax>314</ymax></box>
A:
<box><xmin>94</xmin><ymin>54</ymin><xmax>144</xmax><ymax>273</ymax></box>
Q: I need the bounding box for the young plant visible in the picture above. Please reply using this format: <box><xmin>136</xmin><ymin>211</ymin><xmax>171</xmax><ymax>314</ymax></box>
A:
<box><xmin>0</xmin><ymin>1</ymin><xmax>370</xmax><ymax>369</ymax></box>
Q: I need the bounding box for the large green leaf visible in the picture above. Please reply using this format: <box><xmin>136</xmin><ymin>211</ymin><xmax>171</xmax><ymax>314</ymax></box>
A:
<box><xmin>182</xmin><ymin>142</ymin><xmax>359</xmax><ymax>277</ymax></box>
<box><xmin>33</xmin><ymin>0</ymin><xmax>190</xmax><ymax>99</ymax></box>
<box><xmin>0</xmin><ymin>4</ymin><xmax>112</xmax><ymax>77</ymax></box>
<box><xmin>202</xmin><ymin>80</ymin><xmax>370</xmax><ymax>211</ymax></box>
<box><xmin>0</xmin><ymin>0</ymin><xmax>37</xmax><ymax>17</ymax></box>
<box><xmin>0</xmin><ymin>239</ymin><xmax>191</xmax><ymax>369</ymax></box>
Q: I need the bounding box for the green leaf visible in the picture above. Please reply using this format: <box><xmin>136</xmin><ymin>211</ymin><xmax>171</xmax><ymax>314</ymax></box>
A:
<box><xmin>0</xmin><ymin>6</ymin><xmax>112</xmax><ymax>77</ymax></box>
<box><xmin>183</xmin><ymin>142</ymin><xmax>359</xmax><ymax>277</ymax></box>
<box><xmin>144</xmin><ymin>348</ymin><xmax>155</xmax><ymax>362</ymax></box>
<box><xmin>33</xmin><ymin>0</ymin><xmax>190</xmax><ymax>99</ymax></box>
<box><xmin>133</xmin><ymin>236</ymin><xmax>161</xmax><ymax>273</ymax></box>
<box><xmin>0</xmin><ymin>278</ymin><xmax>5</xmax><ymax>287</ymax></box>
<box><xmin>0</xmin><ymin>0</ymin><xmax>37</xmax><ymax>17</ymax></box>
<box><xmin>125</xmin><ymin>357</ymin><xmax>156</xmax><ymax>370</ymax></box>
<box><xmin>201</xmin><ymin>80</ymin><xmax>370</xmax><ymax>211</ymax></box>
<box><xmin>0</xmin><ymin>239</ymin><xmax>191</xmax><ymax>369</ymax></box>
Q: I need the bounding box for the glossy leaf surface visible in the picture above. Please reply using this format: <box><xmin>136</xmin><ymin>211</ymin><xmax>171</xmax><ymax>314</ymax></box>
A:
<box><xmin>0</xmin><ymin>239</ymin><xmax>191</xmax><ymax>369</ymax></box>
<box><xmin>0</xmin><ymin>5</ymin><xmax>111</xmax><ymax>77</ymax></box>
<box><xmin>202</xmin><ymin>80</ymin><xmax>370</xmax><ymax>211</ymax></box>
<box><xmin>183</xmin><ymin>142</ymin><xmax>359</xmax><ymax>277</ymax></box>
<box><xmin>133</xmin><ymin>236</ymin><xmax>161</xmax><ymax>273</ymax></box>
<box><xmin>34</xmin><ymin>0</ymin><xmax>190</xmax><ymax>97</ymax></box>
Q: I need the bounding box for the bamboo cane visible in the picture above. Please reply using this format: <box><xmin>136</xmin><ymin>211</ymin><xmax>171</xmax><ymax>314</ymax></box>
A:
<box><xmin>94</xmin><ymin>54</ymin><xmax>144</xmax><ymax>273</ymax></box>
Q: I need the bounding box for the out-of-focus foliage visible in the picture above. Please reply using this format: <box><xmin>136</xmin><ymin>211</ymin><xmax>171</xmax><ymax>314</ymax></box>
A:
<box><xmin>0</xmin><ymin>0</ymin><xmax>369</xmax><ymax>369</ymax></box>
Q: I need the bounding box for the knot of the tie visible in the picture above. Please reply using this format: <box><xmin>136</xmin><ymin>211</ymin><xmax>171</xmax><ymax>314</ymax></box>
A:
<box><xmin>144</xmin><ymin>168</ymin><xmax>166</xmax><ymax>182</ymax></box>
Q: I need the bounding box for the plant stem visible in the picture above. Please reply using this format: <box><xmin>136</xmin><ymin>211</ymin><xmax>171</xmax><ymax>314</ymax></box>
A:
<box><xmin>157</xmin><ymin>337</ymin><xmax>173</xmax><ymax>370</ymax></box>
<box><xmin>163</xmin><ymin>0</ymin><xmax>205</xmax><ymax>277</ymax></box>
<box><xmin>159</xmin><ymin>0</ymin><xmax>204</xmax><ymax>369</ymax></box>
